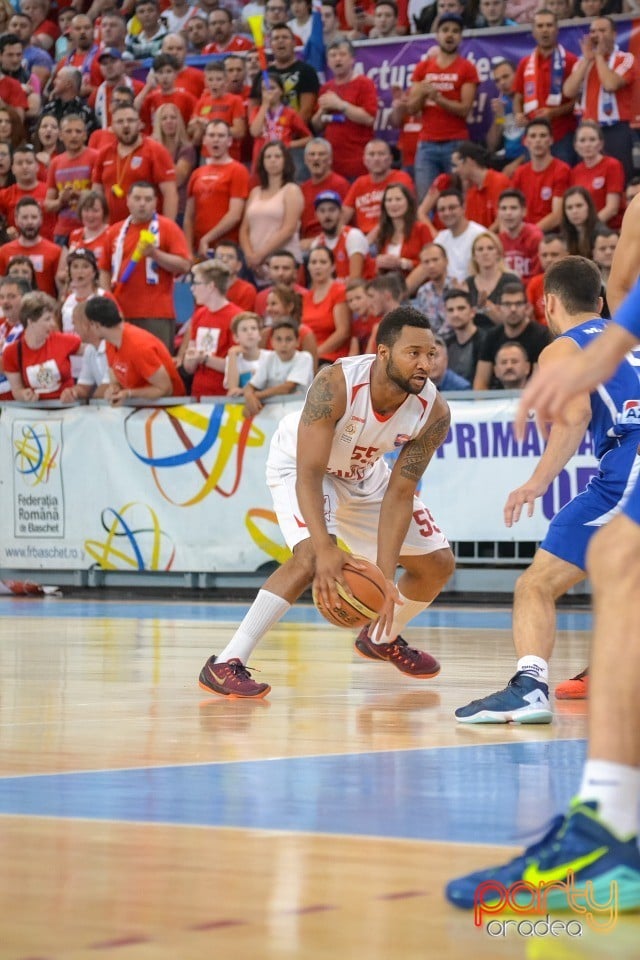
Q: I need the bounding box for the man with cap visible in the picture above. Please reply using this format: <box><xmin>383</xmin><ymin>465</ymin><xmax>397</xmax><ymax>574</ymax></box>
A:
<box><xmin>90</xmin><ymin>48</ymin><xmax>144</xmax><ymax>130</ymax></box>
<box><xmin>406</xmin><ymin>13</ymin><xmax>479</xmax><ymax>200</ymax></box>
<box><xmin>310</xmin><ymin>191</ymin><xmax>371</xmax><ymax>281</ymax></box>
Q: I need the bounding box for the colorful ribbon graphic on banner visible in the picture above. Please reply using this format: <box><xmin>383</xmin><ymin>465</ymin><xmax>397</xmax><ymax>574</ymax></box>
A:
<box><xmin>13</xmin><ymin>424</ymin><xmax>60</xmax><ymax>486</ymax></box>
<box><xmin>84</xmin><ymin>502</ymin><xmax>175</xmax><ymax>570</ymax></box>
<box><xmin>123</xmin><ymin>404</ymin><xmax>266</xmax><ymax>507</ymax></box>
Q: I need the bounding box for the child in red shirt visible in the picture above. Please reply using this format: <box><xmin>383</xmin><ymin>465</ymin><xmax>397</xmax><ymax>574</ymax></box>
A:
<box><xmin>248</xmin><ymin>73</ymin><xmax>311</xmax><ymax>173</ymax></box>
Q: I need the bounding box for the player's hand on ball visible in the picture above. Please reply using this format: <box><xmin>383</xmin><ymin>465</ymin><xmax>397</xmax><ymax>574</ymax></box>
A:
<box><xmin>313</xmin><ymin>544</ymin><xmax>364</xmax><ymax>612</ymax></box>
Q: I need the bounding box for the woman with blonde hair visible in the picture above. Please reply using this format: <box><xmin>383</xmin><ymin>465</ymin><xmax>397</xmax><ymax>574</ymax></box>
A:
<box><xmin>152</xmin><ymin>102</ymin><xmax>196</xmax><ymax>225</ymax></box>
<box><xmin>463</xmin><ymin>230</ymin><xmax>520</xmax><ymax>328</ymax></box>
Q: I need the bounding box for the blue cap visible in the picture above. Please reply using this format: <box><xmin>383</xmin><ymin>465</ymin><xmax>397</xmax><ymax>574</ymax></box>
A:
<box><xmin>314</xmin><ymin>190</ymin><xmax>343</xmax><ymax>208</ymax></box>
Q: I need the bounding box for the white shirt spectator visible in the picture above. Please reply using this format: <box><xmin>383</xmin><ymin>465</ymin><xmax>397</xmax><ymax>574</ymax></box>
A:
<box><xmin>434</xmin><ymin>221</ymin><xmax>486</xmax><ymax>282</ymax></box>
<box><xmin>223</xmin><ymin>348</ymin><xmax>270</xmax><ymax>390</ymax></box>
<box><xmin>78</xmin><ymin>340</ymin><xmax>109</xmax><ymax>391</ymax></box>
<box><xmin>249</xmin><ymin>349</ymin><xmax>314</xmax><ymax>394</ymax></box>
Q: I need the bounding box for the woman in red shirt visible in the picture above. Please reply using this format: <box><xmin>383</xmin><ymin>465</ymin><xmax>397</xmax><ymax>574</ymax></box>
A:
<box><xmin>376</xmin><ymin>183</ymin><xmax>435</xmax><ymax>278</ymax></box>
<box><xmin>3</xmin><ymin>291</ymin><xmax>81</xmax><ymax>401</ymax></box>
<box><xmin>570</xmin><ymin>120</ymin><xmax>625</xmax><ymax>229</ymax></box>
<box><xmin>302</xmin><ymin>246</ymin><xmax>350</xmax><ymax>366</ymax></box>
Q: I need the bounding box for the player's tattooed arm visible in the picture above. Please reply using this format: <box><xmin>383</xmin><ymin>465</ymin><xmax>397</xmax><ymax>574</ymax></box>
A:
<box><xmin>300</xmin><ymin>363</ymin><xmax>346</xmax><ymax>426</ymax></box>
<box><xmin>396</xmin><ymin>395</ymin><xmax>451</xmax><ymax>484</ymax></box>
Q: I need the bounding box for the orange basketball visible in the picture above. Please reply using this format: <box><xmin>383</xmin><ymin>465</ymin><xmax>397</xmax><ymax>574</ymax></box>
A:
<box><xmin>313</xmin><ymin>556</ymin><xmax>387</xmax><ymax>629</ymax></box>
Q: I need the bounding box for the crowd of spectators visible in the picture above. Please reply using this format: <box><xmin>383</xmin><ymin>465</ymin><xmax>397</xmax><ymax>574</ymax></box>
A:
<box><xmin>0</xmin><ymin>0</ymin><xmax>637</xmax><ymax>409</ymax></box>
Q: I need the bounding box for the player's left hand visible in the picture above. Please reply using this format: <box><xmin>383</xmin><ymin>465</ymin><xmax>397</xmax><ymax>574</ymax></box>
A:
<box><xmin>504</xmin><ymin>481</ymin><xmax>546</xmax><ymax>527</ymax></box>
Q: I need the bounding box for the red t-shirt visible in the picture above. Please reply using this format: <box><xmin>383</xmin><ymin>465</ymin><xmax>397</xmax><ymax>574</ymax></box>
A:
<box><xmin>0</xmin><ymin>75</ymin><xmax>28</xmax><ymax>111</ymax></box>
<box><xmin>191</xmin><ymin>92</ymin><xmax>246</xmax><ymax>162</ymax></box>
<box><xmin>88</xmin><ymin>129</ymin><xmax>117</xmax><ymax>152</ymax></box>
<box><xmin>190</xmin><ymin>302</ymin><xmax>242</xmax><ymax>397</ymax></box>
<box><xmin>139</xmin><ymin>89</ymin><xmax>197</xmax><ymax>134</ymax></box>
<box><xmin>47</xmin><ymin>148</ymin><xmax>99</xmax><ymax>237</ymax></box>
<box><xmin>0</xmin><ymin>237</ymin><xmax>61</xmax><ymax>296</ymax></box>
<box><xmin>514</xmin><ymin>48</ymin><xmax>578</xmax><ymax>142</ymax></box>
<box><xmin>106</xmin><ymin>323</ymin><xmax>185</xmax><ymax>395</ymax></box>
<box><xmin>93</xmin><ymin>138</ymin><xmax>176</xmax><ymax>223</ymax></box>
<box><xmin>300</xmin><ymin>172</ymin><xmax>350</xmax><ymax>239</ymax></box>
<box><xmin>302</xmin><ymin>281</ymin><xmax>348</xmax><ymax>362</ymax></box>
<box><xmin>512</xmin><ymin>158</ymin><xmax>571</xmax><ymax>225</ymax></box>
<box><xmin>526</xmin><ymin>272</ymin><xmax>546</xmax><ymax>324</ymax></box>
<box><xmin>176</xmin><ymin>65</ymin><xmax>205</xmax><ymax>100</ymax></box>
<box><xmin>0</xmin><ymin>182</ymin><xmax>56</xmax><ymax>240</ymax></box>
<box><xmin>250</xmin><ymin>106</ymin><xmax>311</xmax><ymax>170</ymax></box>
<box><xmin>228</xmin><ymin>278</ymin><xmax>257</xmax><ymax>311</ymax></box>
<box><xmin>413</xmin><ymin>54</ymin><xmax>479</xmax><ymax>142</ymax></box>
<box><xmin>255</xmin><ymin>283</ymin><xmax>308</xmax><ymax>316</ymax></box>
<box><xmin>465</xmin><ymin>169</ymin><xmax>513</xmax><ymax>229</ymax></box>
<box><xmin>68</xmin><ymin>226</ymin><xmax>109</xmax><ymax>265</ymax></box>
<box><xmin>344</xmin><ymin>170</ymin><xmax>415</xmax><ymax>235</ymax></box>
<box><xmin>100</xmin><ymin>215</ymin><xmax>190</xmax><ymax>320</ymax></box>
<box><xmin>203</xmin><ymin>36</ymin><xmax>254</xmax><ymax>54</ymax></box>
<box><xmin>570</xmin><ymin>156</ymin><xmax>625</xmax><ymax>228</ymax></box>
<box><xmin>318</xmin><ymin>75</ymin><xmax>378</xmax><ymax>181</ymax></box>
<box><xmin>380</xmin><ymin>221</ymin><xmax>435</xmax><ymax>273</ymax></box>
<box><xmin>499</xmin><ymin>223</ymin><xmax>544</xmax><ymax>283</ymax></box>
<box><xmin>186</xmin><ymin>160</ymin><xmax>250</xmax><ymax>248</ymax></box>
<box><xmin>3</xmin><ymin>331</ymin><xmax>81</xmax><ymax>399</ymax></box>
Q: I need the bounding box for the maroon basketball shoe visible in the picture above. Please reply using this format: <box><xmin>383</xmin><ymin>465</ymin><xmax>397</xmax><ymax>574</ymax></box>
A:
<box><xmin>199</xmin><ymin>656</ymin><xmax>271</xmax><ymax>698</ymax></box>
<box><xmin>355</xmin><ymin>628</ymin><xmax>440</xmax><ymax>679</ymax></box>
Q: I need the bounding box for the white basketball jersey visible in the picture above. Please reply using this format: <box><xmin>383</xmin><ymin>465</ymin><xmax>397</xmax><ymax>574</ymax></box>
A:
<box><xmin>273</xmin><ymin>355</ymin><xmax>437</xmax><ymax>482</ymax></box>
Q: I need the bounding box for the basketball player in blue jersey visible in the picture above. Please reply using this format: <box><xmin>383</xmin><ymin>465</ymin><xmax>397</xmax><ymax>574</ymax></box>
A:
<box><xmin>198</xmin><ymin>306</ymin><xmax>455</xmax><ymax>699</ymax></box>
<box><xmin>455</xmin><ymin>256</ymin><xmax>640</xmax><ymax>724</ymax></box>
<box><xmin>447</xmin><ymin>261</ymin><xmax>640</xmax><ymax>913</ymax></box>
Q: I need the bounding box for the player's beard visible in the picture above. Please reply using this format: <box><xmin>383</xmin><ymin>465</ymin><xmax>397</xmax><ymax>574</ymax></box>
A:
<box><xmin>385</xmin><ymin>355</ymin><xmax>426</xmax><ymax>395</ymax></box>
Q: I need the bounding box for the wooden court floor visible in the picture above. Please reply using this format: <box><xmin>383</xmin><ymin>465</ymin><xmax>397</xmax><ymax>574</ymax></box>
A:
<box><xmin>1</xmin><ymin>596</ymin><xmax>638</xmax><ymax>960</ymax></box>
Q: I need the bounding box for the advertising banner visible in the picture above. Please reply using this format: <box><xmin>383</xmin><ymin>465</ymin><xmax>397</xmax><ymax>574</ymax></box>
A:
<box><xmin>0</xmin><ymin>400</ymin><xmax>598</xmax><ymax>572</ymax></box>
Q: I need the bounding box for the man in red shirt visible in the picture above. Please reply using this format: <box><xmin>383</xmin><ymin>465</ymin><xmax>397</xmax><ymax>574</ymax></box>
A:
<box><xmin>342</xmin><ymin>138</ymin><xmax>414</xmax><ymax>241</ymax></box>
<box><xmin>99</xmin><ymin>181</ymin><xmax>191</xmax><ymax>352</ymax></box>
<box><xmin>563</xmin><ymin>16</ymin><xmax>636</xmax><ymax>183</ymax></box>
<box><xmin>215</xmin><ymin>241</ymin><xmax>258</xmax><ymax>312</ymax></box>
<box><xmin>497</xmin><ymin>188</ymin><xmax>543</xmax><ymax>284</ymax></box>
<box><xmin>513</xmin><ymin>9</ymin><xmax>577</xmax><ymax>165</ymax></box>
<box><xmin>92</xmin><ymin>104</ymin><xmax>178</xmax><ymax>224</ymax></box>
<box><xmin>44</xmin><ymin>114</ymin><xmax>98</xmax><ymax>244</ymax></box>
<box><xmin>204</xmin><ymin>8</ymin><xmax>254</xmax><ymax>55</ymax></box>
<box><xmin>511</xmin><ymin>118</ymin><xmax>571</xmax><ymax>231</ymax></box>
<box><xmin>0</xmin><ymin>44</ymin><xmax>29</xmax><ymax>120</ymax></box>
<box><xmin>0</xmin><ymin>199</ymin><xmax>61</xmax><ymax>297</ymax></box>
<box><xmin>406</xmin><ymin>14</ymin><xmax>479</xmax><ymax>200</ymax></box>
<box><xmin>0</xmin><ymin>145</ymin><xmax>55</xmax><ymax>239</ymax></box>
<box><xmin>85</xmin><ymin>296</ymin><xmax>186</xmax><ymax>402</ymax></box>
<box><xmin>451</xmin><ymin>141</ymin><xmax>511</xmax><ymax>230</ymax></box>
<box><xmin>161</xmin><ymin>33</ymin><xmax>205</xmax><ymax>100</ymax></box>
<box><xmin>89</xmin><ymin>48</ymin><xmax>144</xmax><ymax>130</ymax></box>
<box><xmin>136</xmin><ymin>53</ymin><xmax>197</xmax><ymax>135</ymax></box>
<box><xmin>182</xmin><ymin>259</ymin><xmax>242</xmax><ymax>399</ymax></box>
<box><xmin>311</xmin><ymin>38</ymin><xmax>377</xmax><ymax>181</ymax></box>
<box><xmin>300</xmin><ymin>137</ymin><xmax>350</xmax><ymax>246</ymax></box>
<box><xmin>183</xmin><ymin>119</ymin><xmax>250</xmax><ymax>257</ymax></box>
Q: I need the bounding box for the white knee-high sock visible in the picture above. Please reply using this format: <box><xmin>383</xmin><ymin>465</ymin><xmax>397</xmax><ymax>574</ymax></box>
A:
<box><xmin>578</xmin><ymin>759</ymin><xmax>640</xmax><ymax>837</ymax></box>
<box><xmin>217</xmin><ymin>589</ymin><xmax>290</xmax><ymax>664</ymax></box>
<box><xmin>371</xmin><ymin>592</ymin><xmax>430</xmax><ymax>643</ymax></box>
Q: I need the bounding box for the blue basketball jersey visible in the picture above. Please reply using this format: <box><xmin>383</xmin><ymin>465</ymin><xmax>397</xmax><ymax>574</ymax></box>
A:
<box><xmin>560</xmin><ymin>319</ymin><xmax>640</xmax><ymax>459</ymax></box>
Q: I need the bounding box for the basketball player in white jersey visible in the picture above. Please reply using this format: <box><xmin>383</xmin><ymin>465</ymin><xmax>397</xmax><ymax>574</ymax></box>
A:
<box><xmin>199</xmin><ymin>306</ymin><xmax>455</xmax><ymax>698</ymax></box>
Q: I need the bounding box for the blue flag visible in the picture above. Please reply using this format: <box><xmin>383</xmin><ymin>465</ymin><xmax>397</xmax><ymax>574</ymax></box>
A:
<box><xmin>303</xmin><ymin>1</ymin><xmax>326</xmax><ymax>75</ymax></box>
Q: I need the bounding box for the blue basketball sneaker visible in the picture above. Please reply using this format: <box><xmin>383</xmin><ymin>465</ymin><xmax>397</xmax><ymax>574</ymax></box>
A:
<box><xmin>455</xmin><ymin>671</ymin><xmax>552</xmax><ymax>724</ymax></box>
<box><xmin>446</xmin><ymin>800</ymin><xmax>640</xmax><ymax>914</ymax></box>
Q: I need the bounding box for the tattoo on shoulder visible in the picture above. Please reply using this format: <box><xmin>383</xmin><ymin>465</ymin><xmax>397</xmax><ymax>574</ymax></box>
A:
<box><xmin>300</xmin><ymin>367</ymin><xmax>340</xmax><ymax>425</ymax></box>
<box><xmin>398</xmin><ymin>413</ymin><xmax>451</xmax><ymax>484</ymax></box>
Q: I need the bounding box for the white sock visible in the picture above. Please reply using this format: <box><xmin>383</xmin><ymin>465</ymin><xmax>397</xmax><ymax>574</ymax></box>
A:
<box><xmin>217</xmin><ymin>589</ymin><xmax>290</xmax><ymax>664</ymax></box>
<box><xmin>517</xmin><ymin>656</ymin><xmax>549</xmax><ymax>684</ymax></box>
<box><xmin>578</xmin><ymin>760</ymin><xmax>640</xmax><ymax>837</ymax></box>
<box><xmin>371</xmin><ymin>592</ymin><xmax>430</xmax><ymax>643</ymax></box>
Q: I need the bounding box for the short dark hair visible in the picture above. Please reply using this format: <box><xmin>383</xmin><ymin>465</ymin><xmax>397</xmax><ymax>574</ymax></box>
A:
<box><xmin>525</xmin><ymin>117</ymin><xmax>552</xmax><ymax>136</ymax></box>
<box><xmin>376</xmin><ymin>306</ymin><xmax>431</xmax><ymax>348</ymax></box>
<box><xmin>272</xmin><ymin>317</ymin><xmax>300</xmax><ymax>335</ymax></box>
<box><xmin>498</xmin><ymin>281</ymin><xmax>526</xmax><ymax>302</ymax></box>
<box><xmin>495</xmin><ymin>341</ymin><xmax>529</xmax><ymax>363</ymax></box>
<box><xmin>0</xmin><ymin>34</ymin><xmax>23</xmax><ymax>54</ymax></box>
<box><xmin>0</xmin><ymin>274</ymin><xmax>29</xmax><ymax>295</ymax></box>
<box><xmin>455</xmin><ymin>142</ymin><xmax>489</xmax><ymax>168</ymax></box>
<box><xmin>443</xmin><ymin>288</ymin><xmax>473</xmax><ymax>307</ymax></box>
<box><xmin>15</xmin><ymin>196</ymin><xmax>41</xmax><ymax>214</ymax></box>
<box><xmin>366</xmin><ymin>271</ymin><xmax>406</xmax><ymax>301</ymax></box>
<box><xmin>498</xmin><ymin>188</ymin><xmax>527</xmax><ymax>207</ymax></box>
<box><xmin>544</xmin><ymin>256</ymin><xmax>602</xmax><ymax>313</ymax></box>
<box><xmin>436</xmin><ymin>188</ymin><xmax>464</xmax><ymax>207</ymax></box>
<box><xmin>85</xmin><ymin>296</ymin><xmax>122</xmax><ymax>328</ymax></box>
<box><xmin>152</xmin><ymin>53</ymin><xmax>179</xmax><ymax>71</ymax></box>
